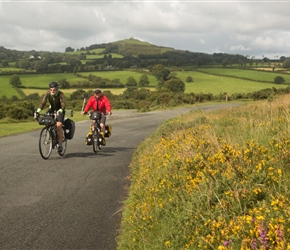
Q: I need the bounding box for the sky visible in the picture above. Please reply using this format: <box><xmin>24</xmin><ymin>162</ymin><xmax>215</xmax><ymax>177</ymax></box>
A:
<box><xmin>1</xmin><ymin>0</ymin><xmax>290</xmax><ymax>59</ymax></box>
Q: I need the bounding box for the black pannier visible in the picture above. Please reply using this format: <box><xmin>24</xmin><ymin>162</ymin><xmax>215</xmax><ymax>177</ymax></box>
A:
<box><xmin>38</xmin><ymin>115</ymin><xmax>55</xmax><ymax>127</ymax></box>
<box><xmin>64</xmin><ymin>118</ymin><xmax>75</xmax><ymax>140</ymax></box>
<box><xmin>90</xmin><ymin>111</ymin><xmax>102</xmax><ymax>120</ymax></box>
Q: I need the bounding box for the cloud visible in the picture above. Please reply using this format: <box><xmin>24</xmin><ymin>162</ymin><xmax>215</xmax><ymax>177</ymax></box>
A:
<box><xmin>0</xmin><ymin>1</ymin><xmax>290</xmax><ymax>59</ymax></box>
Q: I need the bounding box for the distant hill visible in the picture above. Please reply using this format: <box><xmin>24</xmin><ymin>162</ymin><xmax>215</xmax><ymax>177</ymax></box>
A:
<box><xmin>85</xmin><ymin>38</ymin><xmax>177</xmax><ymax>57</ymax></box>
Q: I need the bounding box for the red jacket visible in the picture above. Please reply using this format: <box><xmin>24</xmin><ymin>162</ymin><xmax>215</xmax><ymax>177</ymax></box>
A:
<box><xmin>84</xmin><ymin>95</ymin><xmax>111</xmax><ymax>114</ymax></box>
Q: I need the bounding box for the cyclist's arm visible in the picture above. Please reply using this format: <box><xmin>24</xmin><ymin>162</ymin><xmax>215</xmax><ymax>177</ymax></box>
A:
<box><xmin>83</xmin><ymin>96</ymin><xmax>94</xmax><ymax>114</ymax></box>
<box><xmin>103</xmin><ymin>96</ymin><xmax>112</xmax><ymax>114</ymax></box>
<box><xmin>58</xmin><ymin>91</ymin><xmax>66</xmax><ymax>114</ymax></box>
<box><xmin>37</xmin><ymin>91</ymin><xmax>49</xmax><ymax>113</ymax></box>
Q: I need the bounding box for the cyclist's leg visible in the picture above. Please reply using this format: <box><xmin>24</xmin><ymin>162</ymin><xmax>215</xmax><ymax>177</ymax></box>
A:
<box><xmin>91</xmin><ymin>120</ymin><xmax>96</xmax><ymax>131</ymax></box>
<box><xmin>100</xmin><ymin>115</ymin><xmax>106</xmax><ymax>133</ymax></box>
<box><xmin>56</xmin><ymin>112</ymin><xmax>65</xmax><ymax>149</ymax></box>
<box><xmin>99</xmin><ymin>115</ymin><xmax>107</xmax><ymax>145</ymax></box>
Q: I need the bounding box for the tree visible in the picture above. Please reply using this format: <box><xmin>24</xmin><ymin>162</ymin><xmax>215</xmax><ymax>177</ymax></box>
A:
<box><xmin>65</xmin><ymin>47</ymin><xmax>75</xmax><ymax>52</ymax></box>
<box><xmin>274</xmin><ymin>76</ymin><xmax>285</xmax><ymax>84</ymax></box>
<box><xmin>9</xmin><ymin>74</ymin><xmax>22</xmax><ymax>87</ymax></box>
<box><xmin>283</xmin><ymin>59</ymin><xmax>290</xmax><ymax>69</ymax></box>
<box><xmin>163</xmin><ymin>79</ymin><xmax>185</xmax><ymax>93</ymax></box>
<box><xmin>222</xmin><ymin>57</ymin><xmax>230</xmax><ymax>67</ymax></box>
<box><xmin>151</xmin><ymin>64</ymin><xmax>170</xmax><ymax>81</ymax></box>
<box><xmin>59</xmin><ymin>78</ymin><xmax>70</xmax><ymax>89</ymax></box>
<box><xmin>139</xmin><ymin>74</ymin><xmax>149</xmax><ymax>86</ymax></box>
<box><xmin>186</xmin><ymin>76</ymin><xmax>193</xmax><ymax>82</ymax></box>
<box><xmin>70</xmin><ymin>89</ymin><xmax>87</xmax><ymax>100</ymax></box>
<box><xmin>126</xmin><ymin>76</ymin><xmax>137</xmax><ymax>87</ymax></box>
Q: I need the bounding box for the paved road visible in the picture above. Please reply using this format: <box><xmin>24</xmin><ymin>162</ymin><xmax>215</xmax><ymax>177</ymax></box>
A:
<box><xmin>0</xmin><ymin>104</ymin><xmax>239</xmax><ymax>250</ymax></box>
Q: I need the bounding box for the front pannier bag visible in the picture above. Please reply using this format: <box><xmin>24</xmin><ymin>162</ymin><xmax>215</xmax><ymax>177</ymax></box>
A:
<box><xmin>105</xmin><ymin>125</ymin><xmax>112</xmax><ymax>137</ymax></box>
<box><xmin>90</xmin><ymin>111</ymin><xmax>102</xmax><ymax>120</ymax></box>
<box><xmin>38</xmin><ymin>115</ymin><xmax>55</xmax><ymax>127</ymax></box>
<box><xmin>64</xmin><ymin>118</ymin><xmax>75</xmax><ymax>140</ymax></box>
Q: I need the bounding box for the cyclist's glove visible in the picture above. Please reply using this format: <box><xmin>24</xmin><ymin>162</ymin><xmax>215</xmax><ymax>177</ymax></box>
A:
<box><xmin>34</xmin><ymin>111</ymin><xmax>40</xmax><ymax>119</ymax></box>
<box><xmin>56</xmin><ymin>109</ymin><xmax>63</xmax><ymax>116</ymax></box>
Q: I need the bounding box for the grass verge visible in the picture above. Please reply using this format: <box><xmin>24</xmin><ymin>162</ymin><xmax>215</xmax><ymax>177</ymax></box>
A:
<box><xmin>117</xmin><ymin>94</ymin><xmax>290</xmax><ymax>249</ymax></box>
<box><xmin>0</xmin><ymin>111</ymin><xmax>86</xmax><ymax>137</ymax></box>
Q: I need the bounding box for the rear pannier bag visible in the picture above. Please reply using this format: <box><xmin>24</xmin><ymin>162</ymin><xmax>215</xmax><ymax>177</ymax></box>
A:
<box><xmin>64</xmin><ymin>118</ymin><xmax>75</xmax><ymax>140</ymax></box>
<box><xmin>105</xmin><ymin>125</ymin><xmax>112</xmax><ymax>137</ymax></box>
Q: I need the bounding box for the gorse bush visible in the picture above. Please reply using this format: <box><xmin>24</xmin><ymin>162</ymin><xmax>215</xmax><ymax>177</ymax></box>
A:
<box><xmin>118</xmin><ymin>94</ymin><xmax>290</xmax><ymax>249</ymax></box>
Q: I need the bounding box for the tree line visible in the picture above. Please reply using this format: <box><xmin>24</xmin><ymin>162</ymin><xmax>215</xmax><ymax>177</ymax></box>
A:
<box><xmin>2</xmin><ymin>44</ymin><xmax>289</xmax><ymax>75</ymax></box>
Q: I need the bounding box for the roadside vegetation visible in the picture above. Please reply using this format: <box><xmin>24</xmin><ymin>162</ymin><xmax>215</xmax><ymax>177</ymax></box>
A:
<box><xmin>117</xmin><ymin>93</ymin><xmax>290</xmax><ymax>249</ymax></box>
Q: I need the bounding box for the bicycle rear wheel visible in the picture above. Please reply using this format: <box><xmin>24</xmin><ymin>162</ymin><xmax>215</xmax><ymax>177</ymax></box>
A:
<box><xmin>39</xmin><ymin>127</ymin><xmax>53</xmax><ymax>159</ymax></box>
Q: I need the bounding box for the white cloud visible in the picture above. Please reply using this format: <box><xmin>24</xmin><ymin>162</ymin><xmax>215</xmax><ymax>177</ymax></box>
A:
<box><xmin>0</xmin><ymin>1</ymin><xmax>290</xmax><ymax>58</ymax></box>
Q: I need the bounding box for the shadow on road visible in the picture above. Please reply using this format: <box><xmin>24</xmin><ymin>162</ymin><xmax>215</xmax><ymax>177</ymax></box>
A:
<box><xmin>62</xmin><ymin>146</ymin><xmax>134</xmax><ymax>159</ymax></box>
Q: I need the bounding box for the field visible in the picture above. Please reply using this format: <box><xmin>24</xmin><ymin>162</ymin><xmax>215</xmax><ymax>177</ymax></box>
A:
<box><xmin>198</xmin><ymin>68</ymin><xmax>290</xmax><ymax>83</ymax></box>
<box><xmin>0</xmin><ymin>68</ymin><xmax>289</xmax><ymax>99</ymax></box>
<box><xmin>176</xmin><ymin>70</ymin><xmax>289</xmax><ymax>95</ymax></box>
<box><xmin>22</xmin><ymin>88</ymin><xmax>127</xmax><ymax>97</ymax></box>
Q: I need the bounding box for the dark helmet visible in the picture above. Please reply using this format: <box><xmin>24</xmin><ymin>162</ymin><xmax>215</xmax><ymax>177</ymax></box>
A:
<box><xmin>49</xmin><ymin>81</ymin><xmax>59</xmax><ymax>88</ymax></box>
<box><xmin>94</xmin><ymin>89</ymin><xmax>102</xmax><ymax>94</ymax></box>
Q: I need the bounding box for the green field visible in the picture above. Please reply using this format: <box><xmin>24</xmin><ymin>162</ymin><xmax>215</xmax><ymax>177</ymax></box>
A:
<box><xmin>0</xmin><ymin>67</ymin><xmax>25</xmax><ymax>72</ymax></box>
<box><xmin>66</xmin><ymin>48</ymin><xmax>124</xmax><ymax>60</ymax></box>
<box><xmin>198</xmin><ymin>68</ymin><xmax>290</xmax><ymax>83</ymax></box>
<box><xmin>1</xmin><ymin>68</ymin><xmax>290</xmax><ymax>99</ymax></box>
<box><xmin>176</xmin><ymin>70</ymin><xmax>289</xmax><ymax>95</ymax></box>
<box><xmin>22</xmin><ymin>88</ymin><xmax>127</xmax><ymax>97</ymax></box>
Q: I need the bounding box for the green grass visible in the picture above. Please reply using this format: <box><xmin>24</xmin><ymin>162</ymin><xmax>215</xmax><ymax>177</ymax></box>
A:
<box><xmin>0</xmin><ymin>75</ymin><xmax>23</xmax><ymax>98</ymax></box>
<box><xmin>0</xmin><ymin>67</ymin><xmax>24</xmax><ymax>72</ymax></box>
<box><xmin>198</xmin><ymin>68</ymin><xmax>290</xmax><ymax>83</ymax></box>
<box><xmin>0</xmin><ymin>111</ymin><xmax>85</xmax><ymax>137</ymax></box>
<box><xmin>66</xmin><ymin>48</ymin><xmax>124</xmax><ymax>59</ymax></box>
<box><xmin>176</xmin><ymin>70</ymin><xmax>289</xmax><ymax>95</ymax></box>
<box><xmin>21</xmin><ymin>87</ymin><xmax>127</xmax><ymax>97</ymax></box>
<box><xmin>79</xmin><ymin>71</ymin><xmax>157</xmax><ymax>86</ymax></box>
<box><xmin>2</xmin><ymin>69</ymin><xmax>289</xmax><ymax>99</ymax></box>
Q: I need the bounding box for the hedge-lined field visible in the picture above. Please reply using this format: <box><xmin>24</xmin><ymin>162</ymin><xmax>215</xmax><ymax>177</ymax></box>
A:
<box><xmin>1</xmin><ymin>68</ymin><xmax>289</xmax><ymax>99</ymax></box>
<box><xmin>175</xmin><ymin>71</ymin><xmax>289</xmax><ymax>95</ymax></box>
<box><xmin>197</xmin><ymin>68</ymin><xmax>290</xmax><ymax>83</ymax></box>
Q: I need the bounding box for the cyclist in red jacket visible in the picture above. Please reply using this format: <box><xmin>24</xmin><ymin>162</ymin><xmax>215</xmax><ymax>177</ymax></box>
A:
<box><xmin>82</xmin><ymin>89</ymin><xmax>112</xmax><ymax>142</ymax></box>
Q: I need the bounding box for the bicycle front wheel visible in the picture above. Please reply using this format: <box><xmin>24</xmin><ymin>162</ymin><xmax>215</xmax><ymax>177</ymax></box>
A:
<box><xmin>39</xmin><ymin>127</ymin><xmax>53</xmax><ymax>159</ymax></box>
<box><xmin>92</xmin><ymin>129</ymin><xmax>100</xmax><ymax>153</ymax></box>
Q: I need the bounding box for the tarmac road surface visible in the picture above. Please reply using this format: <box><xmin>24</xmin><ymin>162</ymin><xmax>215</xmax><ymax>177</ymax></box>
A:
<box><xmin>0</xmin><ymin>104</ymin><xmax>239</xmax><ymax>250</ymax></box>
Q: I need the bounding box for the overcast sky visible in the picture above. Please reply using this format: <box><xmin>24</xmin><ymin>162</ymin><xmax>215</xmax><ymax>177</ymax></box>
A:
<box><xmin>1</xmin><ymin>0</ymin><xmax>290</xmax><ymax>59</ymax></box>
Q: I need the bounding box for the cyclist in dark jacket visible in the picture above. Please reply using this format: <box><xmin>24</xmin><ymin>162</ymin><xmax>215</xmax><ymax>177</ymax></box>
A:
<box><xmin>36</xmin><ymin>81</ymin><xmax>66</xmax><ymax>152</ymax></box>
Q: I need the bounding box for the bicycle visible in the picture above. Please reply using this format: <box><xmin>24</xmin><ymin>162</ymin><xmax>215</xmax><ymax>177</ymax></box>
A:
<box><xmin>35</xmin><ymin>112</ymin><xmax>67</xmax><ymax>159</ymax></box>
<box><xmin>89</xmin><ymin>111</ymin><xmax>105</xmax><ymax>153</ymax></box>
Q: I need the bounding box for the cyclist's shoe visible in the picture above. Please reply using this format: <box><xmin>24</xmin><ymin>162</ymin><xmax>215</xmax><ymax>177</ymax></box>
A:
<box><xmin>58</xmin><ymin>144</ymin><xmax>63</xmax><ymax>152</ymax></box>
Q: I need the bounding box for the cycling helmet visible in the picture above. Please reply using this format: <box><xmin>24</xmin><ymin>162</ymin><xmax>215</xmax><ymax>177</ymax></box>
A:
<box><xmin>94</xmin><ymin>89</ymin><xmax>102</xmax><ymax>94</ymax></box>
<box><xmin>49</xmin><ymin>81</ymin><xmax>59</xmax><ymax>88</ymax></box>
